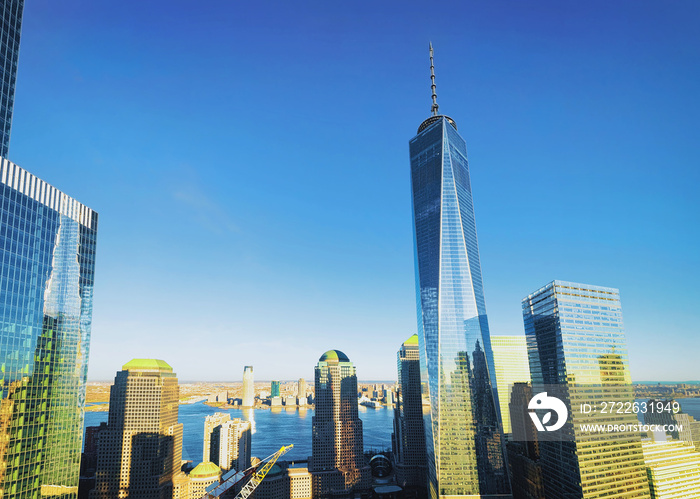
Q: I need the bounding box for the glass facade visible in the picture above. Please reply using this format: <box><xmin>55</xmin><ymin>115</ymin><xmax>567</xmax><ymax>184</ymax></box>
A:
<box><xmin>410</xmin><ymin>116</ymin><xmax>509</xmax><ymax>498</ymax></box>
<box><xmin>490</xmin><ymin>336</ymin><xmax>531</xmax><ymax>437</ymax></box>
<box><xmin>523</xmin><ymin>280</ymin><xmax>651</xmax><ymax>499</ymax></box>
<box><xmin>392</xmin><ymin>334</ymin><xmax>427</xmax><ymax>490</ymax></box>
<box><xmin>0</xmin><ymin>159</ymin><xmax>97</xmax><ymax>498</ymax></box>
<box><xmin>0</xmin><ymin>0</ymin><xmax>23</xmax><ymax>158</ymax></box>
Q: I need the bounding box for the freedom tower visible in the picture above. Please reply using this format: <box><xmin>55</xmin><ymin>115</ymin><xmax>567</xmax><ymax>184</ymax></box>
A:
<box><xmin>409</xmin><ymin>45</ymin><xmax>510</xmax><ymax>498</ymax></box>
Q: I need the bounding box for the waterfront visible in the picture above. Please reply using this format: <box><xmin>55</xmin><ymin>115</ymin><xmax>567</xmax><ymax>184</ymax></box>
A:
<box><xmin>85</xmin><ymin>397</ymin><xmax>700</xmax><ymax>464</ymax></box>
<box><xmin>85</xmin><ymin>401</ymin><xmax>394</xmax><ymax>462</ymax></box>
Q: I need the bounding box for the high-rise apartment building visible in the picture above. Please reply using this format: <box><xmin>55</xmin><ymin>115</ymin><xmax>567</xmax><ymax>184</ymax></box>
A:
<box><xmin>243</xmin><ymin>365</ymin><xmax>255</xmax><ymax>407</ymax></box>
<box><xmin>642</xmin><ymin>434</ymin><xmax>700</xmax><ymax>498</ymax></box>
<box><xmin>491</xmin><ymin>336</ymin><xmax>531</xmax><ymax>436</ymax></box>
<box><xmin>523</xmin><ymin>281</ymin><xmax>651</xmax><ymax>498</ymax></box>
<box><xmin>0</xmin><ymin>159</ymin><xmax>98</xmax><ymax>498</ymax></box>
<box><xmin>392</xmin><ymin>334</ymin><xmax>427</xmax><ymax>491</ymax></box>
<box><xmin>271</xmin><ymin>380</ymin><xmax>281</xmax><ymax>398</ymax></box>
<box><xmin>90</xmin><ymin>359</ymin><xmax>183</xmax><ymax>499</ymax></box>
<box><xmin>409</xmin><ymin>45</ymin><xmax>509</xmax><ymax>498</ymax></box>
<box><xmin>203</xmin><ymin>413</ymin><xmax>251</xmax><ymax>472</ymax></box>
<box><xmin>204</xmin><ymin>412</ymin><xmax>231</xmax><ymax>463</ymax></box>
<box><xmin>310</xmin><ymin>350</ymin><xmax>370</xmax><ymax>497</ymax></box>
<box><xmin>0</xmin><ymin>0</ymin><xmax>23</xmax><ymax>158</ymax></box>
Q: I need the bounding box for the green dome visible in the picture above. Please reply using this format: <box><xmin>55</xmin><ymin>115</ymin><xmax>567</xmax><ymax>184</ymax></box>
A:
<box><xmin>267</xmin><ymin>464</ymin><xmax>283</xmax><ymax>476</ymax></box>
<box><xmin>319</xmin><ymin>350</ymin><xmax>350</xmax><ymax>363</ymax></box>
<box><xmin>404</xmin><ymin>334</ymin><xmax>419</xmax><ymax>346</ymax></box>
<box><xmin>122</xmin><ymin>359</ymin><xmax>172</xmax><ymax>372</ymax></box>
<box><xmin>190</xmin><ymin>461</ymin><xmax>222</xmax><ymax>478</ymax></box>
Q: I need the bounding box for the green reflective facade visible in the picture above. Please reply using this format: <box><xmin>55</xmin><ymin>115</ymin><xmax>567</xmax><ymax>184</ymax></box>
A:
<box><xmin>410</xmin><ymin>116</ymin><xmax>509</xmax><ymax>498</ymax></box>
<box><xmin>0</xmin><ymin>159</ymin><xmax>98</xmax><ymax>498</ymax></box>
<box><xmin>523</xmin><ymin>280</ymin><xmax>650</xmax><ymax>499</ymax></box>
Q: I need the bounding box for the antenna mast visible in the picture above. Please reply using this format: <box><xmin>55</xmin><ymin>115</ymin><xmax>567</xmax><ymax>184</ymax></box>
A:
<box><xmin>429</xmin><ymin>42</ymin><xmax>439</xmax><ymax>116</ymax></box>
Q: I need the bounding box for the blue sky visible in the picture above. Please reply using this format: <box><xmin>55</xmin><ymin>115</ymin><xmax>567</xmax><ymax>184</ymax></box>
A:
<box><xmin>9</xmin><ymin>1</ymin><xmax>699</xmax><ymax>381</ymax></box>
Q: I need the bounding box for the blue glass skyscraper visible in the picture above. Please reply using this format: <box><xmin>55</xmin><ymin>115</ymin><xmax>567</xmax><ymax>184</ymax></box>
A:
<box><xmin>0</xmin><ymin>0</ymin><xmax>23</xmax><ymax>158</ymax></box>
<box><xmin>410</xmin><ymin>45</ymin><xmax>509</xmax><ymax>498</ymax></box>
<box><xmin>523</xmin><ymin>281</ymin><xmax>651</xmax><ymax>499</ymax></box>
<box><xmin>0</xmin><ymin>159</ymin><xmax>98</xmax><ymax>498</ymax></box>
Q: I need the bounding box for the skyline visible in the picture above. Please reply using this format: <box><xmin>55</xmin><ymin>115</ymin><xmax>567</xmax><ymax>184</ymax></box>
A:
<box><xmin>8</xmin><ymin>1</ymin><xmax>699</xmax><ymax>381</ymax></box>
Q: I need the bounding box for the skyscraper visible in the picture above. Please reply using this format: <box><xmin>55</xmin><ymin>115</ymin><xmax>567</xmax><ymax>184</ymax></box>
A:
<box><xmin>490</xmin><ymin>336</ymin><xmax>531</xmax><ymax>436</ymax></box>
<box><xmin>0</xmin><ymin>0</ymin><xmax>23</xmax><ymax>158</ymax></box>
<box><xmin>642</xmin><ymin>434</ymin><xmax>700</xmax><ymax>498</ymax></box>
<box><xmin>271</xmin><ymin>380</ymin><xmax>281</xmax><ymax>398</ymax></box>
<box><xmin>409</xmin><ymin>45</ymin><xmax>509</xmax><ymax>498</ymax></box>
<box><xmin>0</xmin><ymin>159</ymin><xmax>98</xmax><ymax>498</ymax></box>
<box><xmin>203</xmin><ymin>413</ymin><xmax>251</xmax><ymax>472</ymax></box>
<box><xmin>204</xmin><ymin>412</ymin><xmax>231</xmax><ymax>463</ymax></box>
<box><xmin>523</xmin><ymin>280</ymin><xmax>651</xmax><ymax>498</ymax></box>
<box><xmin>392</xmin><ymin>334</ymin><xmax>427</xmax><ymax>491</ymax></box>
<box><xmin>243</xmin><ymin>365</ymin><xmax>255</xmax><ymax>407</ymax></box>
<box><xmin>90</xmin><ymin>359</ymin><xmax>183</xmax><ymax>499</ymax></box>
<box><xmin>310</xmin><ymin>350</ymin><xmax>370</xmax><ymax>497</ymax></box>
<box><xmin>298</xmin><ymin>378</ymin><xmax>307</xmax><ymax>406</ymax></box>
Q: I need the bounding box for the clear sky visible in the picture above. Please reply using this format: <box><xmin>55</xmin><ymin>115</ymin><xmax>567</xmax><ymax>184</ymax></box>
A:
<box><xmin>9</xmin><ymin>1</ymin><xmax>699</xmax><ymax>382</ymax></box>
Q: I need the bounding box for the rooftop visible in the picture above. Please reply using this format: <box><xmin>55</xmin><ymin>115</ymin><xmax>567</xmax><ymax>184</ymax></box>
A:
<box><xmin>190</xmin><ymin>461</ymin><xmax>222</xmax><ymax>478</ymax></box>
<box><xmin>319</xmin><ymin>350</ymin><xmax>350</xmax><ymax>363</ymax></box>
<box><xmin>122</xmin><ymin>359</ymin><xmax>173</xmax><ymax>373</ymax></box>
<box><xmin>404</xmin><ymin>334</ymin><xmax>419</xmax><ymax>346</ymax></box>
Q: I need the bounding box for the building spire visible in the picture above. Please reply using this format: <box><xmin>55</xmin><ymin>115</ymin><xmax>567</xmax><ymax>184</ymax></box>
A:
<box><xmin>429</xmin><ymin>42</ymin><xmax>439</xmax><ymax>116</ymax></box>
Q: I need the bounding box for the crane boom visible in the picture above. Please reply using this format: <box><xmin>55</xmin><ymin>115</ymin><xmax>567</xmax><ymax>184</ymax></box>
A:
<box><xmin>201</xmin><ymin>444</ymin><xmax>293</xmax><ymax>499</ymax></box>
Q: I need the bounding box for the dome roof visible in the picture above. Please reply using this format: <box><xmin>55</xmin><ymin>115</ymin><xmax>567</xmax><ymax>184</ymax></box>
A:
<box><xmin>122</xmin><ymin>359</ymin><xmax>172</xmax><ymax>372</ymax></box>
<box><xmin>190</xmin><ymin>462</ymin><xmax>222</xmax><ymax>478</ymax></box>
<box><xmin>404</xmin><ymin>334</ymin><xmax>419</xmax><ymax>346</ymax></box>
<box><xmin>267</xmin><ymin>464</ymin><xmax>283</xmax><ymax>476</ymax></box>
<box><xmin>319</xmin><ymin>350</ymin><xmax>350</xmax><ymax>363</ymax></box>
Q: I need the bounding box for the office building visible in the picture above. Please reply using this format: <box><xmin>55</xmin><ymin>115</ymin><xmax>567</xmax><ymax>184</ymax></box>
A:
<box><xmin>251</xmin><ymin>462</ymin><xmax>312</xmax><ymax>499</ymax></box>
<box><xmin>0</xmin><ymin>159</ymin><xmax>98</xmax><ymax>498</ymax></box>
<box><xmin>298</xmin><ymin>378</ymin><xmax>306</xmax><ymax>399</ymax></box>
<box><xmin>523</xmin><ymin>281</ymin><xmax>651</xmax><ymax>498</ymax></box>
<box><xmin>0</xmin><ymin>0</ymin><xmax>23</xmax><ymax>158</ymax></box>
<box><xmin>271</xmin><ymin>380</ymin><xmax>281</xmax><ymax>398</ymax></box>
<box><xmin>409</xmin><ymin>45</ymin><xmax>509</xmax><ymax>497</ymax></box>
<box><xmin>310</xmin><ymin>350</ymin><xmax>370</xmax><ymax>497</ymax></box>
<box><xmin>392</xmin><ymin>334</ymin><xmax>427</xmax><ymax>491</ymax></box>
<box><xmin>173</xmin><ymin>462</ymin><xmax>222</xmax><ymax>499</ymax></box>
<box><xmin>506</xmin><ymin>383</ymin><xmax>544</xmax><ymax>499</ymax></box>
<box><xmin>243</xmin><ymin>365</ymin><xmax>255</xmax><ymax>407</ymax></box>
<box><xmin>90</xmin><ymin>359</ymin><xmax>183</xmax><ymax>499</ymax></box>
<box><xmin>642</xmin><ymin>434</ymin><xmax>700</xmax><ymax>499</ymax></box>
<box><xmin>491</xmin><ymin>336</ymin><xmax>531</xmax><ymax>436</ymax></box>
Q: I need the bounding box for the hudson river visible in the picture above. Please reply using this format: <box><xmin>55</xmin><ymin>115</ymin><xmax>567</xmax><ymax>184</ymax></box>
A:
<box><xmin>85</xmin><ymin>398</ymin><xmax>700</xmax><ymax>464</ymax></box>
<box><xmin>85</xmin><ymin>402</ymin><xmax>394</xmax><ymax>462</ymax></box>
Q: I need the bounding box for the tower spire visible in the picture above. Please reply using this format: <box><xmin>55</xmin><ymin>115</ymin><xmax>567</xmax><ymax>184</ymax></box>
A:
<box><xmin>429</xmin><ymin>42</ymin><xmax>439</xmax><ymax>116</ymax></box>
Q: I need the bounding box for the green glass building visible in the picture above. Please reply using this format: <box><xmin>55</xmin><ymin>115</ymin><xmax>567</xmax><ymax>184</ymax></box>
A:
<box><xmin>0</xmin><ymin>159</ymin><xmax>98</xmax><ymax>498</ymax></box>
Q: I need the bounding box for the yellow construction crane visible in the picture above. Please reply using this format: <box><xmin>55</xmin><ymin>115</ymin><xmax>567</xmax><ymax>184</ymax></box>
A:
<box><xmin>201</xmin><ymin>444</ymin><xmax>293</xmax><ymax>499</ymax></box>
